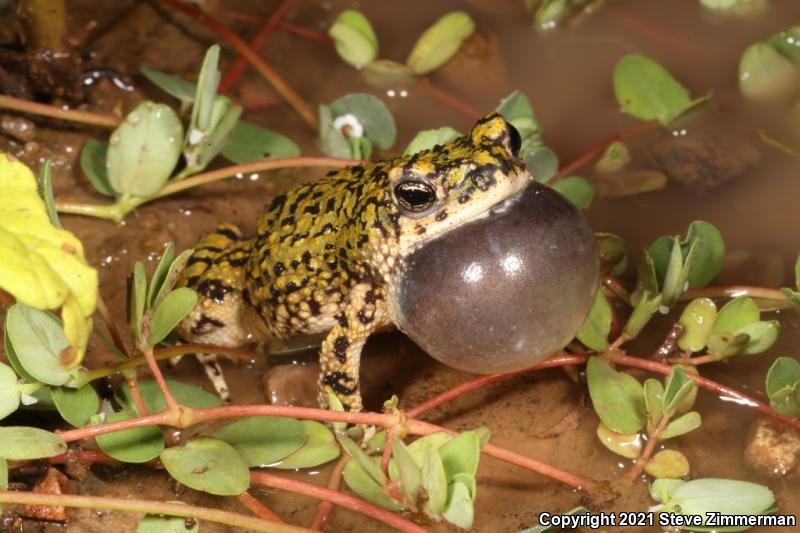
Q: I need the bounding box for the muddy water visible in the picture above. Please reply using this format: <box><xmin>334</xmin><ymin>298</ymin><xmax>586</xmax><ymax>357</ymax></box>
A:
<box><xmin>3</xmin><ymin>0</ymin><xmax>800</xmax><ymax>531</ymax></box>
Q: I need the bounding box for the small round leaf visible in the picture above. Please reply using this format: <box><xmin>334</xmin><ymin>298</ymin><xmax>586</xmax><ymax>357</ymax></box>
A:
<box><xmin>343</xmin><ymin>458</ymin><xmax>405</xmax><ymax>511</ymax></box>
<box><xmin>0</xmin><ymin>426</ymin><xmax>66</xmax><ymax>460</ymax></box>
<box><xmin>5</xmin><ymin>304</ymin><xmax>72</xmax><ymax>386</ymax></box>
<box><xmin>148</xmin><ymin>287</ymin><xmax>198</xmax><ymax>347</ymax></box>
<box><xmin>51</xmin><ymin>384</ymin><xmax>100</xmax><ymax>428</ymax></box>
<box><xmin>212</xmin><ymin>416</ymin><xmax>305</xmax><ymax>467</ymax></box>
<box><xmin>329</xmin><ymin>93</ymin><xmax>396</xmax><ymax>149</ymax></box>
<box><xmin>329</xmin><ymin>9</ymin><xmax>378</xmax><ymax>67</ymax></box>
<box><xmin>678</xmin><ymin>298</ymin><xmax>717</xmax><ymax>352</ymax></box>
<box><xmin>161</xmin><ymin>437</ymin><xmax>250</xmax><ymax>496</ymax></box>
<box><xmin>137</xmin><ymin>513</ymin><xmax>199</xmax><ymax>533</ymax></box>
<box><xmin>96</xmin><ymin>411</ymin><xmax>164</xmax><ymax>463</ymax></box>
<box><xmin>404</xmin><ymin>127</ymin><xmax>461</xmax><ymax>156</ymax></box>
<box><xmin>645</xmin><ymin>449</ymin><xmax>690</xmax><ymax>479</ymax></box>
<box><xmin>596</xmin><ymin>422</ymin><xmax>642</xmax><ymax>459</ymax></box>
<box><xmin>406</xmin><ymin>12</ymin><xmax>475</xmax><ymax>75</ymax></box>
<box><xmin>587</xmin><ymin>356</ymin><xmax>646</xmax><ymax>434</ymax></box>
<box><xmin>271</xmin><ymin>420</ymin><xmax>340</xmax><ymax>469</ymax></box>
<box><xmin>552</xmin><ymin>176</ymin><xmax>594</xmax><ymax>209</ymax></box>
<box><xmin>739</xmin><ymin>42</ymin><xmax>800</xmax><ymax>101</ymax></box>
<box><xmin>576</xmin><ymin>291</ymin><xmax>612</xmax><ymax>352</ymax></box>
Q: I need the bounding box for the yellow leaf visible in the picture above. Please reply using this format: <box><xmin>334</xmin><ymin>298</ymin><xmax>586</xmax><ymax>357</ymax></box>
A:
<box><xmin>0</xmin><ymin>153</ymin><xmax>97</xmax><ymax>365</ymax></box>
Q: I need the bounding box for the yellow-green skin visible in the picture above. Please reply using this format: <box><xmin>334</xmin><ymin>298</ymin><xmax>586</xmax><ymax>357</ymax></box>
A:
<box><xmin>177</xmin><ymin>114</ymin><xmax>532</xmax><ymax>410</ymax></box>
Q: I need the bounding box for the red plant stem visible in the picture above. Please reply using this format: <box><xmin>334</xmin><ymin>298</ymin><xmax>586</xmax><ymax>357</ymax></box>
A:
<box><xmin>606</xmin><ymin>351</ymin><xmax>800</xmax><ymax>429</ymax></box>
<box><xmin>681</xmin><ymin>285</ymin><xmax>790</xmax><ymax>308</ymax></box>
<box><xmin>665</xmin><ymin>354</ymin><xmax>717</xmax><ymax>366</ymax></box>
<box><xmin>380</xmin><ymin>429</ymin><xmax>394</xmax><ymax>475</ymax></box>
<box><xmin>601</xmin><ymin>274</ymin><xmax>632</xmax><ymax>304</ymax></box>
<box><xmin>238</xmin><ymin>491</ymin><xmax>284</xmax><ymax>523</ymax></box>
<box><xmin>279</xmin><ymin>21</ymin><xmax>333</xmax><ymax>45</ymax></box>
<box><xmin>125</xmin><ymin>372</ymin><xmax>150</xmax><ymax>416</ymax></box>
<box><xmin>251</xmin><ymin>471</ymin><xmax>428</xmax><ymax>533</ymax></box>
<box><xmin>407</xmin><ymin>353</ymin><xmax>587</xmax><ymax>418</ymax></box>
<box><xmin>48</xmin><ymin>450</ymin><xmax>114</xmax><ymax>465</ymax></box>
<box><xmin>139</xmin><ymin>341</ymin><xmax>180</xmax><ymax>412</ymax></box>
<box><xmin>418</xmin><ymin>79</ymin><xmax>483</xmax><ymax>119</ymax></box>
<box><xmin>626</xmin><ymin>414</ymin><xmax>669</xmax><ymax>482</ymax></box>
<box><xmin>162</xmin><ymin>0</ymin><xmax>318</xmax><ymax>130</ymax></box>
<box><xmin>218</xmin><ymin>0</ymin><xmax>295</xmax><ymax>94</ymax></box>
<box><xmin>309</xmin><ymin>455</ymin><xmax>348</xmax><ymax>531</ymax></box>
<box><xmin>552</xmin><ymin>121</ymin><xmax>661</xmax><ymax>182</ymax></box>
<box><xmin>0</xmin><ymin>94</ymin><xmax>120</xmax><ymax>128</ymax></box>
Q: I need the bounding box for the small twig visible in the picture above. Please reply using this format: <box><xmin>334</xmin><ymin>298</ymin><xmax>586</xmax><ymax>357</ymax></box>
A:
<box><xmin>238</xmin><ymin>491</ymin><xmax>284</xmax><ymax>523</ymax></box>
<box><xmin>626</xmin><ymin>414</ymin><xmax>669</xmax><ymax>481</ymax></box>
<box><xmin>95</xmin><ymin>294</ymin><xmax>129</xmax><ymax>357</ymax></box>
<box><xmin>601</xmin><ymin>274</ymin><xmax>632</xmax><ymax>305</ymax></box>
<box><xmin>279</xmin><ymin>21</ymin><xmax>333</xmax><ymax>45</ymax></box>
<box><xmin>124</xmin><ymin>370</ymin><xmax>150</xmax><ymax>416</ymax></box>
<box><xmin>0</xmin><ymin>94</ymin><xmax>120</xmax><ymax>128</ymax></box>
<box><xmin>219</xmin><ymin>0</ymin><xmax>295</xmax><ymax>94</ymax></box>
<box><xmin>309</xmin><ymin>455</ymin><xmax>348</xmax><ymax>531</ymax></box>
<box><xmin>680</xmin><ymin>285</ymin><xmax>790</xmax><ymax>310</ymax></box>
<box><xmin>251</xmin><ymin>471</ymin><xmax>428</xmax><ymax>533</ymax></box>
<box><xmin>0</xmin><ymin>491</ymin><xmax>304</xmax><ymax>532</ymax></box>
<box><xmin>552</xmin><ymin>121</ymin><xmax>660</xmax><ymax>182</ymax></box>
<box><xmin>163</xmin><ymin>0</ymin><xmax>318</xmax><ymax>130</ymax></box>
<box><xmin>138</xmin><ymin>340</ymin><xmax>179</xmax><ymax>413</ymax></box>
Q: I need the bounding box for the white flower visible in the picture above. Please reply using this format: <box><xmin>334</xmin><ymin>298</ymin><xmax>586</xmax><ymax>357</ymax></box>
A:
<box><xmin>333</xmin><ymin>114</ymin><xmax>364</xmax><ymax>138</ymax></box>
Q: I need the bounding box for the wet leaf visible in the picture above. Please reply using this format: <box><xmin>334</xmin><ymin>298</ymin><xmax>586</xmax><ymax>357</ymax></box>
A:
<box><xmin>644</xmin><ymin>378</ymin><xmax>664</xmax><ymax>433</ymax></box>
<box><xmin>189</xmin><ymin>45</ymin><xmax>222</xmax><ymax>146</ymax></box>
<box><xmin>663</xmin><ymin>367</ymin><xmax>694</xmax><ymax>417</ymax></box>
<box><xmin>665</xmin><ymin>478</ymin><xmax>775</xmax><ymax>526</ymax></box>
<box><xmin>130</xmin><ymin>261</ymin><xmax>146</xmax><ymax>343</ymax></box>
<box><xmin>767</xmin><ymin>26</ymin><xmax>800</xmax><ymax>65</ymax></box>
<box><xmin>660</xmin><ymin>237</ymin><xmax>696</xmax><ymax>307</ymax></box>
<box><xmin>326</xmin><ymin>390</ymin><xmax>347</xmax><ymax>432</ymax></box>
<box><xmin>613</xmin><ymin>55</ymin><xmax>704</xmax><ymax>125</ymax></box>
<box><xmin>766</xmin><ymin>357</ymin><xmax>800</xmax><ymax>397</ymax></box>
<box><xmin>136</xmin><ymin>513</ymin><xmax>199</xmax><ymax>533</ymax></box>
<box><xmin>392</xmin><ymin>436</ymin><xmax>422</xmax><ymax>501</ymax></box>
<box><xmin>406</xmin><ymin>432</ymin><xmax>453</xmax><ymax>467</ymax></box>
<box><xmin>272</xmin><ymin>420</ymin><xmax>340</xmax><ymax>469</ymax></box>
<box><xmin>576</xmin><ymin>291</ymin><xmax>612</xmax><ymax>351</ymax></box>
<box><xmin>343</xmin><ymin>457</ymin><xmax>405</xmax><ymax>511</ymax></box>
<box><xmin>0</xmin><ymin>155</ymin><xmax>97</xmax><ymax>363</ymax></box>
<box><xmin>0</xmin><ymin>362</ymin><xmax>20</xmax><ymax>421</ymax></box>
<box><xmin>329</xmin><ymin>9</ymin><xmax>378</xmax><ymax>67</ymax></box>
<box><xmin>645</xmin><ymin>449</ymin><xmax>690</xmax><ymax>479</ymax></box>
<box><xmin>107</xmin><ymin>102</ymin><xmax>183</xmax><ymax>197</ymax></box>
<box><xmin>596</xmin><ymin>422</ymin><xmax>642</xmax><ymax>459</ymax></box>
<box><xmin>404</xmin><ymin>127</ymin><xmax>461</xmax><ymax>156</ymax></box>
<box><xmin>707</xmin><ymin>331</ymin><xmax>750</xmax><ymax>359</ymax></box>
<box><xmin>51</xmin><ymin>384</ymin><xmax>99</xmax><ymax>428</ymax></box>
<box><xmin>442</xmin><ymin>480</ymin><xmax>474</xmax><ymax>528</ymax></box>
<box><xmin>595</xmin><ymin>232</ymin><xmax>627</xmax><ymax>275</ymax></box>
<box><xmin>650</xmin><ymin>478</ymin><xmax>686</xmax><ymax>503</ymax></box>
<box><xmin>421</xmin><ymin>445</ymin><xmax>447</xmax><ymax>515</ymax></box>
<box><xmin>678</xmin><ymin>298</ymin><xmax>717</xmax><ymax>352</ymax></box>
<box><xmin>552</xmin><ymin>176</ymin><xmax>593</xmax><ymax>209</ymax></box>
<box><xmin>586</xmin><ymin>356</ymin><xmax>646</xmax><ymax>434</ymax></box>
<box><xmin>736</xmin><ymin>320</ymin><xmax>780</xmax><ymax>355</ymax></box>
<box><xmin>438</xmin><ymin>430</ymin><xmax>481</xmax><ymax>479</ymax></box>
<box><xmin>523</xmin><ymin>144</ymin><xmax>559</xmax><ymax>183</ymax></box>
<box><xmin>96</xmin><ymin>411</ymin><xmax>164</xmax><ymax>463</ymax></box>
<box><xmin>212</xmin><ymin>416</ymin><xmax>305</xmax><ymax>467</ymax></box>
<box><xmin>116</xmin><ymin>379</ymin><xmax>222</xmax><ymax>415</ymax></box>
<box><xmin>329</xmin><ymin>93</ymin><xmax>396</xmax><ymax>149</ymax></box>
<box><xmin>148</xmin><ymin>287</ymin><xmax>198</xmax><ymax>347</ymax></box>
<box><xmin>624</xmin><ymin>290</ymin><xmax>662</xmax><ymax>339</ymax></box>
<box><xmin>674</xmin><ymin>365</ymin><xmax>699</xmax><ymax>414</ymax></box>
<box><xmin>339</xmin><ymin>433</ymin><xmax>386</xmax><ymax>486</ymax></box>
<box><xmin>141</xmin><ymin>67</ymin><xmax>197</xmax><ymax>105</ymax></box>
<box><xmin>5</xmin><ymin>304</ymin><xmax>72</xmax><ymax>386</ymax></box>
<box><xmin>684</xmin><ymin>221</ymin><xmax>726</xmax><ymax>288</ymax></box>
<box><xmin>739</xmin><ymin>42</ymin><xmax>800</xmax><ymax>101</ymax></box>
<box><xmin>221</xmin><ymin>120</ymin><xmax>300</xmax><ymax>164</ymax></box>
<box><xmin>496</xmin><ymin>90</ymin><xmax>540</xmax><ymax>139</ymax></box>
<box><xmin>161</xmin><ymin>437</ymin><xmax>250</xmax><ymax>496</ymax></box>
<box><xmin>361</xmin><ymin>60</ymin><xmax>417</xmax><ymax>88</ymax></box>
<box><xmin>533</xmin><ymin>0</ymin><xmax>571</xmax><ymax>30</ymax></box>
<box><xmin>769</xmin><ymin>385</ymin><xmax>800</xmax><ymax>418</ymax></box>
<box><xmin>659</xmin><ymin>411</ymin><xmax>702</xmax><ymax>440</ymax></box>
<box><xmin>593</xmin><ymin>170</ymin><xmax>668</xmax><ymax>198</ymax></box>
<box><xmin>595</xmin><ymin>141</ymin><xmax>631</xmax><ymax>174</ymax></box>
<box><xmin>0</xmin><ymin>426</ymin><xmax>66</xmax><ymax>460</ymax></box>
<box><xmin>192</xmin><ymin>99</ymin><xmax>242</xmax><ymax>171</ymax></box>
<box><xmin>406</xmin><ymin>12</ymin><xmax>475</xmax><ymax>75</ymax></box>
<box><xmin>634</xmin><ymin>251</ymin><xmax>659</xmax><ymax>303</ymax></box>
<box><xmin>80</xmin><ymin>139</ymin><xmax>115</xmax><ymax>197</ymax></box>
<box><xmin>712</xmin><ymin>296</ymin><xmax>759</xmax><ymax>334</ymax></box>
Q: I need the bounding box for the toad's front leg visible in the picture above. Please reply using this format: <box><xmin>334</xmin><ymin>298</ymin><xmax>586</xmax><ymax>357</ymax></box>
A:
<box><xmin>318</xmin><ymin>283</ymin><xmax>387</xmax><ymax>412</ymax></box>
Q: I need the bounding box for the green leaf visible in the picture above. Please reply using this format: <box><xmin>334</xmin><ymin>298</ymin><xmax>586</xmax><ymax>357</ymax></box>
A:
<box><xmin>211</xmin><ymin>416</ymin><xmax>305</xmax><ymax>467</ymax></box>
<box><xmin>660</xmin><ymin>237</ymin><xmax>694</xmax><ymax>306</ymax></box>
<box><xmin>107</xmin><ymin>102</ymin><xmax>184</xmax><ymax>197</ymax></box>
<box><xmin>707</xmin><ymin>331</ymin><xmax>750</xmax><ymax>360</ymax></box>
<box><xmin>115</xmin><ymin>379</ymin><xmax>222</xmax><ymax>415</ymax></box>
<box><xmin>5</xmin><ymin>304</ymin><xmax>72</xmax><ymax>386</ymax></box>
<box><xmin>272</xmin><ymin>420</ymin><xmax>340</xmax><ymax>469</ymax></box>
<box><xmin>576</xmin><ymin>291</ymin><xmax>612</xmax><ymax>351</ymax></box>
<box><xmin>532</xmin><ymin>0</ymin><xmax>571</xmax><ymax>30</ymax></box>
<box><xmin>650</xmin><ymin>478</ymin><xmax>686</xmax><ymax>503</ymax></box>
<box><xmin>595</xmin><ymin>141</ymin><xmax>631</xmax><ymax>174</ymax></box>
<box><xmin>80</xmin><ymin>139</ymin><xmax>115</xmax><ymax>197</ymax></box>
<box><xmin>624</xmin><ymin>290</ymin><xmax>662</xmax><ymax>339</ymax></box>
<box><xmin>0</xmin><ymin>426</ymin><xmax>66</xmax><ymax>459</ymax></box>
<box><xmin>769</xmin><ymin>384</ymin><xmax>800</xmax><ymax>418</ymax></box>
<box><xmin>666</xmin><ymin>478</ymin><xmax>775</xmax><ymax>529</ymax></box>
<box><xmin>148</xmin><ymin>287</ymin><xmax>198</xmax><ymax>347</ymax></box>
<box><xmin>595</xmin><ymin>421</ymin><xmax>642</xmax><ymax>459</ymax></box>
<box><xmin>663</xmin><ymin>367</ymin><xmax>694</xmax><ymax>417</ymax></box>
<box><xmin>421</xmin><ymin>445</ymin><xmax>447</xmax><ymax>515</ymax></box>
<box><xmin>765</xmin><ymin>357</ymin><xmax>800</xmax><ymax>397</ymax></box>
<box><xmin>338</xmin><ymin>433</ymin><xmax>387</xmax><ymax>486</ymax></box>
<box><xmin>404</xmin><ymin>127</ymin><xmax>461</xmax><ymax>156</ymax></box>
<box><xmin>613</xmin><ymin>55</ymin><xmax>703</xmax><ymax>125</ymax></box>
<box><xmin>496</xmin><ymin>90</ymin><xmax>540</xmax><ymax>139</ymax></box>
<box><xmin>406</xmin><ymin>11</ymin><xmax>475</xmax><ymax>75</ymax></box>
<box><xmin>193</xmin><ymin>100</ymin><xmax>242</xmax><ymax>171</ymax></box>
<box><xmin>644</xmin><ymin>378</ymin><xmax>664</xmax><ymax>432</ymax></box>
<box><xmin>130</xmin><ymin>261</ymin><xmax>146</xmax><ymax>343</ymax></box>
<box><xmin>37</xmin><ymin>160</ymin><xmax>59</xmax><ymax>228</ymax></box>
<box><xmin>343</xmin><ymin>458</ymin><xmax>405</xmax><ymax>511</ymax></box>
<box><xmin>645</xmin><ymin>449</ymin><xmax>690</xmax><ymax>479</ymax></box>
<box><xmin>361</xmin><ymin>60</ymin><xmax>417</xmax><ymax>88</ymax></box>
<box><xmin>684</xmin><ymin>221</ymin><xmax>726</xmax><ymax>288</ymax></box>
<box><xmin>678</xmin><ymin>298</ymin><xmax>717</xmax><ymax>352</ymax></box>
<box><xmin>221</xmin><ymin>120</ymin><xmax>300</xmax><ymax>164</ymax></box>
<box><xmin>442</xmin><ymin>480</ymin><xmax>474</xmax><ymax>528</ymax></box>
<box><xmin>736</xmin><ymin>320</ymin><xmax>780</xmax><ymax>355</ymax></box>
<box><xmin>552</xmin><ymin>176</ymin><xmax>593</xmax><ymax>209</ymax></box>
<box><xmin>739</xmin><ymin>42</ymin><xmax>800</xmax><ymax>101</ymax></box>
<box><xmin>768</xmin><ymin>26</ymin><xmax>800</xmax><ymax>65</ymax></box>
<box><xmin>712</xmin><ymin>296</ymin><xmax>759</xmax><ymax>334</ymax></box>
<box><xmin>438</xmin><ymin>430</ymin><xmax>481</xmax><ymax>479</ymax></box>
<box><xmin>190</xmin><ymin>45</ymin><xmax>222</xmax><ymax>140</ymax></box>
<box><xmin>146</xmin><ymin>243</ymin><xmax>176</xmax><ymax>308</ymax></box>
<box><xmin>137</xmin><ymin>513</ymin><xmax>199</xmax><ymax>533</ymax></box>
<box><xmin>392</xmin><ymin>436</ymin><xmax>422</xmax><ymax>501</ymax></box>
<box><xmin>96</xmin><ymin>411</ymin><xmax>164</xmax><ymax>463</ymax></box>
<box><xmin>329</xmin><ymin>93</ymin><xmax>397</xmax><ymax>149</ymax></box>
<box><xmin>51</xmin><ymin>384</ymin><xmax>99</xmax><ymax>428</ymax></box>
<box><xmin>523</xmin><ymin>144</ymin><xmax>559</xmax><ymax>183</ymax></box>
<box><xmin>659</xmin><ymin>411</ymin><xmax>702</xmax><ymax>440</ymax></box>
<box><xmin>595</xmin><ymin>232</ymin><xmax>627</xmax><ymax>275</ymax></box>
<box><xmin>586</xmin><ymin>356</ymin><xmax>646</xmax><ymax>433</ymax></box>
<box><xmin>152</xmin><ymin>249</ymin><xmax>193</xmax><ymax>309</ymax></box>
<box><xmin>634</xmin><ymin>251</ymin><xmax>660</xmax><ymax>303</ymax></box>
<box><xmin>0</xmin><ymin>362</ymin><xmax>20</xmax><ymax>421</ymax></box>
<box><xmin>329</xmin><ymin>9</ymin><xmax>378</xmax><ymax>67</ymax></box>
<box><xmin>161</xmin><ymin>437</ymin><xmax>250</xmax><ymax>496</ymax></box>
<box><xmin>141</xmin><ymin>67</ymin><xmax>197</xmax><ymax>105</ymax></box>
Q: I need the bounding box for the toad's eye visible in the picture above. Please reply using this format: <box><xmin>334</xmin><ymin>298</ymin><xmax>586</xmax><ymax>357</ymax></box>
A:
<box><xmin>394</xmin><ymin>180</ymin><xmax>437</xmax><ymax>214</ymax></box>
<box><xmin>506</xmin><ymin>122</ymin><xmax>521</xmax><ymax>157</ymax></box>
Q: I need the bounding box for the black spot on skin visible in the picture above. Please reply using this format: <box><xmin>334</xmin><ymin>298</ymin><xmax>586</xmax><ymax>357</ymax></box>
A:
<box><xmin>287</xmin><ymin>281</ymin><xmax>299</xmax><ymax>292</ymax></box>
<box><xmin>435</xmin><ymin>210</ymin><xmax>448</xmax><ymax>221</ymax></box>
<box><xmin>365</xmin><ymin>291</ymin><xmax>377</xmax><ymax>304</ymax></box>
<box><xmin>326</xmin><ymin>198</ymin><xmax>337</xmax><ymax>211</ymax></box>
<box><xmin>291</xmin><ymin>259</ymin><xmax>300</xmax><ymax>268</ymax></box>
<box><xmin>267</xmin><ymin>194</ymin><xmax>287</xmax><ymax>212</ymax></box>
<box><xmin>415</xmin><ymin>225</ymin><xmax>426</xmax><ymax>235</ymax></box>
<box><xmin>281</xmin><ymin>216</ymin><xmax>295</xmax><ymax>227</ymax></box>
<box><xmin>185</xmin><ymin>275</ymin><xmax>201</xmax><ymax>287</ymax></box>
<box><xmin>191</xmin><ymin>314</ymin><xmax>226</xmax><ymax>335</ymax></box>
<box><xmin>225</xmin><ymin>256</ymin><xmax>248</xmax><ymax>267</ymax></box>
<box><xmin>292</xmin><ymin>232</ymin><xmax>308</xmax><ymax>243</ymax></box>
<box><xmin>274</xmin><ymin>262</ymin><xmax>286</xmax><ymax>275</ymax></box>
<box><xmin>196</xmin><ymin>279</ymin><xmax>233</xmax><ymax>303</ymax></box>
<box><xmin>357</xmin><ymin>310</ymin><xmax>372</xmax><ymax>324</ymax></box>
<box><xmin>304</xmin><ymin>204</ymin><xmax>320</xmax><ymax>215</ymax></box>
<box><xmin>337</xmin><ymin>315</ymin><xmax>349</xmax><ymax>328</ymax></box>
<box><xmin>214</xmin><ymin>227</ymin><xmax>240</xmax><ymax>240</ymax></box>
<box><xmin>333</xmin><ymin>336</ymin><xmax>349</xmax><ymax>362</ymax></box>
<box><xmin>309</xmin><ymin>299</ymin><xmax>321</xmax><ymax>314</ymax></box>
<box><xmin>186</xmin><ymin>255</ymin><xmax>214</xmax><ymax>267</ymax></box>
<box><xmin>323</xmin><ymin>372</ymin><xmax>356</xmax><ymax>395</ymax></box>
